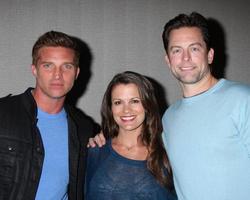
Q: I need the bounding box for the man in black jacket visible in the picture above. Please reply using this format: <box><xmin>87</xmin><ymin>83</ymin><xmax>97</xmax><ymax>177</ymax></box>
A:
<box><xmin>0</xmin><ymin>31</ymin><xmax>94</xmax><ymax>200</ymax></box>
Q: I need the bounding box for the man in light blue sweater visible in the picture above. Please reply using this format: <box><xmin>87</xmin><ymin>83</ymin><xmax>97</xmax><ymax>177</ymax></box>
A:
<box><xmin>162</xmin><ymin>12</ymin><xmax>250</xmax><ymax>200</ymax></box>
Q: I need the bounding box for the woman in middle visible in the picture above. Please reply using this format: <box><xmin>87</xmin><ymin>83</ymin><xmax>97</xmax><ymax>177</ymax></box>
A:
<box><xmin>85</xmin><ymin>71</ymin><xmax>176</xmax><ymax>200</ymax></box>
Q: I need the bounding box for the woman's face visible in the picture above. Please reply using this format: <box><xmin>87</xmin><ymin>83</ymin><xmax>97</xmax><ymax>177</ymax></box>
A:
<box><xmin>111</xmin><ymin>83</ymin><xmax>145</xmax><ymax>134</ymax></box>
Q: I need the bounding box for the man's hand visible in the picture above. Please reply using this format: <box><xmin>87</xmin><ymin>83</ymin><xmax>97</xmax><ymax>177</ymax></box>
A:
<box><xmin>87</xmin><ymin>132</ymin><xmax>106</xmax><ymax>148</ymax></box>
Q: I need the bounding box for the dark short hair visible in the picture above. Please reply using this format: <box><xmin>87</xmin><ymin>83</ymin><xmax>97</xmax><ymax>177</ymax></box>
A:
<box><xmin>162</xmin><ymin>12</ymin><xmax>211</xmax><ymax>52</ymax></box>
<box><xmin>32</xmin><ymin>30</ymin><xmax>80</xmax><ymax>66</ymax></box>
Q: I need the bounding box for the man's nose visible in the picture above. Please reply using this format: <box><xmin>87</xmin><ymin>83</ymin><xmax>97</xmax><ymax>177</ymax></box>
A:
<box><xmin>183</xmin><ymin>50</ymin><xmax>191</xmax><ymax>61</ymax></box>
<box><xmin>54</xmin><ymin>67</ymin><xmax>62</xmax><ymax>79</ymax></box>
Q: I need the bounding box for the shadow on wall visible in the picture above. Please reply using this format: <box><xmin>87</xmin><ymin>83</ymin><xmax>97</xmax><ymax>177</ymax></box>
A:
<box><xmin>66</xmin><ymin>37</ymin><xmax>93</xmax><ymax>106</ymax></box>
<box><xmin>208</xmin><ymin>18</ymin><xmax>228</xmax><ymax>79</ymax></box>
<box><xmin>146</xmin><ymin>76</ymin><xmax>169</xmax><ymax>117</ymax></box>
<box><xmin>66</xmin><ymin>37</ymin><xmax>101</xmax><ymax>134</ymax></box>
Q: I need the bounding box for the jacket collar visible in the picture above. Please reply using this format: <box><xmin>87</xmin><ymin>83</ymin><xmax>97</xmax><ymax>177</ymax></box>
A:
<box><xmin>21</xmin><ymin>88</ymin><xmax>38</xmax><ymax>124</ymax></box>
<box><xmin>21</xmin><ymin>88</ymin><xmax>76</xmax><ymax>123</ymax></box>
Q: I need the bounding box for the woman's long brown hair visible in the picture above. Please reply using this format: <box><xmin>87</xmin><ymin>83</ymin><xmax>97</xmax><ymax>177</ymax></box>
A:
<box><xmin>101</xmin><ymin>71</ymin><xmax>173</xmax><ymax>189</ymax></box>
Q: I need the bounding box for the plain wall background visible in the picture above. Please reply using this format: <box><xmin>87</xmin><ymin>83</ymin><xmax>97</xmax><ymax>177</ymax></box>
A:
<box><xmin>0</xmin><ymin>0</ymin><xmax>249</xmax><ymax>124</ymax></box>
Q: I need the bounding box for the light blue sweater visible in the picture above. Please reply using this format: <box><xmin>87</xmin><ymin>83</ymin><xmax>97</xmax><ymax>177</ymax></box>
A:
<box><xmin>162</xmin><ymin>79</ymin><xmax>250</xmax><ymax>200</ymax></box>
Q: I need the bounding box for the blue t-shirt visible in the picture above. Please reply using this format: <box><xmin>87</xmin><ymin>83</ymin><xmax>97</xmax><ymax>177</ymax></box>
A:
<box><xmin>35</xmin><ymin>108</ymin><xmax>69</xmax><ymax>200</ymax></box>
<box><xmin>162</xmin><ymin>79</ymin><xmax>250</xmax><ymax>200</ymax></box>
<box><xmin>85</xmin><ymin>140</ymin><xmax>177</xmax><ymax>200</ymax></box>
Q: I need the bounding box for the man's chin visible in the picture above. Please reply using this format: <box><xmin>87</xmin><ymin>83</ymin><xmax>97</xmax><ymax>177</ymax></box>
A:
<box><xmin>49</xmin><ymin>93</ymin><xmax>67</xmax><ymax>100</ymax></box>
<box><xmin>175</xmin><ymin>75</ymin><xmax>200</xmax><ymax>85</ymax></box>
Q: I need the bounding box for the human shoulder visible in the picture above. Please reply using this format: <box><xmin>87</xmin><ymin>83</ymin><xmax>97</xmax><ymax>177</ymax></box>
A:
<box><xmin>0</xmin><ymin>92</ymin><xmax>21</xmax><ymax>105</ymax></box>
<box><xmin>221</xmin><ymin>79</ymin><xmax>250</xmax><ymax>97</ymax></box>
<box><xmin>66</xmin><ymin>105</ymin><xmax>92</xmax><ymax>122</ymax></box>
<box><xmin>162</xmin><ymin>99</ymin><xmax>182</xmax><ymax>118</ymax></box>
<box><xmin>0</xmin><ymin>89</ymin><xmax>31</xmax><ymax>112</ymax></box>
<box><xmin>0</xmin><ymin>89</ymin><xmax>35</xmax><ymax>138</ymax></box>
<box><xmin>87</xmin><ymin>141</ymin><xmax>110</xmax><ymax>169</ymax></box>
<box><xmin>65</xmin><ymin>104</ymin><xmax>99</xmax><ymax>132</ymax></box>
<box><xmin>88</xmin><ymin>141</ymin><xmax>110</xmax><ymax>156</ymax></box>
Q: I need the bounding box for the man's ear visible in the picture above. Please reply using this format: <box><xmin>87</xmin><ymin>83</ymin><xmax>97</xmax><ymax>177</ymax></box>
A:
<box><xmin>164</xmin><ymin>54</ymin><xmax>171</xmax><ymax>68</ymax></box>
<box><xmin>208</xmin><ymin>48</ymin><xmax>214</xmax><ymax>64</ymax></box>
<box><xmin>75</xmin><ymin>67</ymin><xmax>80</xmax><ymax>80</ymax></box>
<box><xmin>31</xmin><ymin>64</ymin><xmax>37</xmax><ymax>77</ymax></box>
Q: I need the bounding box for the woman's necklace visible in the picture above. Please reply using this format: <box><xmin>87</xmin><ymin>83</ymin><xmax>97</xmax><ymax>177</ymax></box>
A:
<box><xmin>113</xmin><ymin>138</ymin><xmax>138</xmax><ymax>151</ymax></box>
<box><xmin>123</xmin><ymin>144</ymin><xmax>137</xmax><ymax>151</ymax></box>
<box><xmin>112</xmin><ymin>138</ymin><xmax>148</xmax><ymax>160</ymax></box>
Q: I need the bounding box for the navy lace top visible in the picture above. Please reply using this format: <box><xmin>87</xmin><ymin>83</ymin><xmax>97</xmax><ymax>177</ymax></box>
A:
<box><xmin>85</xmin><ymin>140</ymin><xmax>177</xmax><ymax>200</ymax></box>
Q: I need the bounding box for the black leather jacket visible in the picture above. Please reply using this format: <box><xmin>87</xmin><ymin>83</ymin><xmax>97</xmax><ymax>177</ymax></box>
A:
<box><xmin>0</xmin><ymin>88</ymin><xmax>94</xmax><ymax>200</ymax></box>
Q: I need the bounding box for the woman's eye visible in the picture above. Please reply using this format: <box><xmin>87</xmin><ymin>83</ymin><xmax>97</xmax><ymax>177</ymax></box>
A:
<box><xmin>131</xmin><ymin>99</ymin><xmax>140</xmax><ymax>104</ymax></box>
<box><xmin>113</xmin><ymin>101</ymin><xmax>121</xmax><ymax>105</ymax></box>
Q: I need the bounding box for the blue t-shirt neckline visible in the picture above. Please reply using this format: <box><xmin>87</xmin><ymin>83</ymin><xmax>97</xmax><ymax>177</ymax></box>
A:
<box><xmin>37</xmin><ymin>107</ymin><xmax>66</xmax><ymax>119</ymax></box>
<box><xmin>182</xmin><ymin>78</ymin><xmax>226</xmax><ymax>104</ymax></box>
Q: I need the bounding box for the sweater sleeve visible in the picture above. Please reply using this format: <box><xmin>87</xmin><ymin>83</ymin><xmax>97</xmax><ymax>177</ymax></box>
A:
<box><xmin>240</xmin><ymin>95</ymin><xmax>250</xmax><ymax>157</ymax></box>
<box><xmin>84</xmin><ymin>143</ymin><xmax>110</xmax><ymax>197</ymax></box>
<box><xmin>85</xmin><ymin>147</ymin><xmax>100</xmax><ymax>196</ymax></box>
